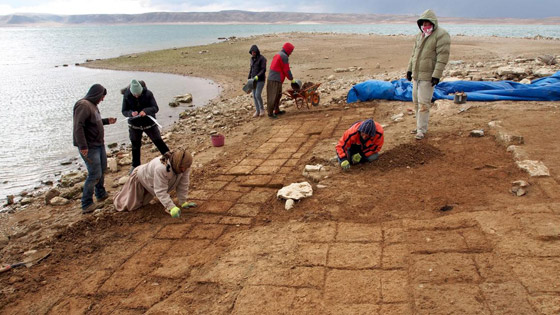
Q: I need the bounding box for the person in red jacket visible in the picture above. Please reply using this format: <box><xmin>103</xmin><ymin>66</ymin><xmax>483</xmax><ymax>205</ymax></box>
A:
<box><xmin>266</xmin><ymin>42</ymin><xmax>297</xmax><ymax>119</ymax></box>
<box><xmin>335</xmin><ymin>119</ymin><xmax>384</xmax><ymax>170</ymax></box>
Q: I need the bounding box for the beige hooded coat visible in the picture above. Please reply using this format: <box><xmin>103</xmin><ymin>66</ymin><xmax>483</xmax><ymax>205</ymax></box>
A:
<box><xmin>407</xmin><ymin>9</ymin><xmax>451</xmax><ymax>81</ymax></box>
<box><xmin>114</xmin><ymin>156</ymin><xmax>190</xmax><ymax>212</ymax></box>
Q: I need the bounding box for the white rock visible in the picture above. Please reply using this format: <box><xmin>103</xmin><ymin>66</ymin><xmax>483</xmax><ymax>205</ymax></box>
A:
<box><xmin>118</xmin><ymin>176</ymin><xmax>130</xmax><ymax>185</ymax></box>
<box><xmin>488</xmin><ymin>121</ymin><xmax>502</xmax><ymax>128</ymax></box>
<box><xmin>512</xmin><ymin>180</ymin><xmax>529</xmax><ymax>187</ymax></box>
<box><xmin>107</xmin><ymin>157</ymin><xmax>118</xmax><ymax>172</ymax></box>
<box><xmin>60</xmin><ymin>171</ymin><xmax>87</xmax><ymax>187</ymax></box>
<box><xmin>391</xmin><ymin>113</ymin><xmax>404</xmax><ymax>121</ymax></box>
<box><xmin>497</xmin><ymin>66</ymin><xmax>527</xmax><ymax>76</ymax></box>
<box><xmin>277</xmin><ymin>182</ymin><xmax>313</xmax><ymax>200</ymax></box>
<box><xmin>118</xmin><ymin>157</ymin><xmax>132</xmax><ymax>166</ymax></box>
<box><xmin>520</xmin><ymin>78</ymin><xmax>531</xmax><ymax>84</ymax></box>
<box><xmin>533</xmin><ymin>68</ymin><xmax>556</xmax><ymax>77</ymax></box>
<box><xmin>327</xmin><ymin>75</ymin><xmax>336</xmax><ymax>80</ymax></box>
<box><xmin>469</xmin><ymin>130</ymin><xmax>484</xmax><ymax>137</ymax></box>
<box><xmin>442</xmin><ymin>77</ymin><xmax>462</xmax><ymax>82</ymax></box>
<box><xmin>516</xmin><ymin>160</ymin><xmax>550</xmax><ymax>177</ymax></box>
<box><xmin>507</xmin><ymin>145</ymin><xmax>529</xmax><ymax>161</ymax></box>
<box><xmin>285</xmin><ymin>199</ymin><xmax>295</xmax><ymax>211</ymax></box>
<box><xmin>50</xmin><ymin>196</ymin><xmax>70</xmax><ymax>206</ymax></box>
<box><xmin>304</xmin><ymin>165</ymin><xmax>323</xmax><ymax>172</ymax></box>
<box><xmin>174</xmin><ymin>93</ymin><xmax>193</xmax><ymax>103</ymax></box>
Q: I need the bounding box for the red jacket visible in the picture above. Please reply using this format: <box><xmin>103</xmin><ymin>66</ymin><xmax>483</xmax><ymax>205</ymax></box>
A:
<box><xmin>268</xmin><ymin>43</ymin><xmax>294</xmax><ymax>83</ymax></box>
<box><xmin>336</xmin><ymin>121</ymin><xmax>384</xmax><ymax>161</ymax></box>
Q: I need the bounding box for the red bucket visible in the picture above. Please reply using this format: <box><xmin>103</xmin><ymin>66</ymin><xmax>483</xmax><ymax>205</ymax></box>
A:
<box><xmin>211</xmin><ymin>134</ymin><xmax>225</xmax><ymax>147</ymax></box>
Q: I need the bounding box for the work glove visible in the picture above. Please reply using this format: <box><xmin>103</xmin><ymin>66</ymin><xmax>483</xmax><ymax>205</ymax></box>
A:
<box><xmin>431</xmin><ymin>77</ymin><xmax>440</xmax><ymax>86</ymax></box>
<box><xmin>170</xmin><ymin>206</ymin><xmax>181</xmax><ymax>218</ymax></box>
<box><xmin>181</xmin><ymin>201</ymin><xmax>197</xmax><ymax>209</ymax></box>
<box><xmin>340</xmin><ymin>160</ymin><xmax>350</xmax><ymax>170</ymax></box>
<box><xmin>351</xmin><ymin>153</ymin><xmax>362</xmax><ymax>164</ymax></box>
<box><xmin>291</xmin><ymin>79</ymin><xmax>296</xmax><ymax>84</ymax></box>
<box><xmin>406</xmin><ymin>71</ymin><xmax>412</xmax><ymax>81</ymax></box>
<box><xmin>254</xmin><ymin>76</ymin><xmax>258</xmax><ymax>81</ymax></box>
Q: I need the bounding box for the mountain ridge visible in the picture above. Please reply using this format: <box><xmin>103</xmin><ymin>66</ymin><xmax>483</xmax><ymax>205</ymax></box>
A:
<box><xmin>1</xmin><ymin>10</ymin><xmax>560</xmax><ymax>26</ymax></box>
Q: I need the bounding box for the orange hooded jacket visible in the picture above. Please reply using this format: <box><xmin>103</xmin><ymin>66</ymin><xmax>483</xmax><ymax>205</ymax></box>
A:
<box><xmin>336</xmin><ymin>120</ymin><xmax>384</xmax><ymax>161</ymax></box>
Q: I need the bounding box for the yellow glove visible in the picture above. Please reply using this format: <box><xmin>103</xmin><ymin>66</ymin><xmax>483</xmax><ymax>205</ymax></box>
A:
<box><xmin>291</xmin><ymin>79</ymin><xmax>296</xmax><ymax>84</ymax></box>
<box><xmin>181</xmin><ymin>201</ymin><xmax>197</xmax><ymax>209</ymax></box>
<box><xmin>340</xmin><ymin>160</ymin><xmax>350</xmax><ymax>170</ymax></box>
<box><xmin>254</xmin><ymin>76</ymin><xmax>258</xmax><ymax>81</ymax></box>
<box><xmin>170</xmin><ymin>206</ymin><xmax>181</xmax><ymax>218</ymax></box>
<box><xmin>352</xmin><ymin>153</ymin><xmax>362</xmax><ymax>164</ymax></box>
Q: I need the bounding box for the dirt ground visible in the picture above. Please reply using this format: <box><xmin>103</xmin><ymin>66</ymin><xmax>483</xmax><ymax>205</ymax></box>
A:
<box><xmin>1</xmin><ymin>33</ymin><xmax>560</xmax><ymax>314</ymax></box>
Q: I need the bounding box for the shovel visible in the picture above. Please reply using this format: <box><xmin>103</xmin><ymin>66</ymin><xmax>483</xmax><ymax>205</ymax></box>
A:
<box><xmin>0</xmin><ymin>248</ymin><xmax>52</xmax><ymax>273</ymax></box>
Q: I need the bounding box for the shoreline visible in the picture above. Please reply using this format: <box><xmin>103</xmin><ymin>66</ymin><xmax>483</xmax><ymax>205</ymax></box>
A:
<box><xmin>1</xmin><ymin>31</ymin><xmax>560</xmax><ymax>312</ymax></box>
<box><xmin>3</xmin><ymin>32</ymin><xmax>560</xmax><ymax>209</ymax></box>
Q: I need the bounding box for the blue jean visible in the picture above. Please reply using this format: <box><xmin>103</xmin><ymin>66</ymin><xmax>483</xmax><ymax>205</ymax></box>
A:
<box><xmin>253</xmin><ymin>81</ymin><xmax>265</xmax><ymax>113</ymax></box>
<box><xmin>80</xmin><ymin>145</ymin><xmax>107</xmax><ymax>209</ymax></box>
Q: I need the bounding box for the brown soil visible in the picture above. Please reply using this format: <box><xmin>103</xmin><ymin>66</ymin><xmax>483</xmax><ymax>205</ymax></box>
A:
<box><xmin>1</xmin><ymin>33</ymin><xmax>560</xmax><ymax>314</ymax></box>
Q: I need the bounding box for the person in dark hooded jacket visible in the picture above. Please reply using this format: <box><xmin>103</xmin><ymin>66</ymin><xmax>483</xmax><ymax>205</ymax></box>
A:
<box><xmin>267</xmin><ymin>42</ymin><xmax>297</xmax><ymax>119</ymax></box>
<box><xmin>121</xmin><ymin>79</ymin><xmax>170</xmax><ymax>172</ymax></box>
<box><xmin>248</xmin><ymin>45</ymin><xmax>267</xmax><ymax>117</ymax></box>
<box><xmin>73</xmin><ymin>84</ymin><xmax>117</xmax><ymax>213</ymax></box>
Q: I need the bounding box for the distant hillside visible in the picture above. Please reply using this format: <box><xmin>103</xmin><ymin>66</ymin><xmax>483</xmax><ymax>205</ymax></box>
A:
<box><xmin>1</xmin><ymin>10</ymin><xmax>559</xmax><ymax>26</ymax></box>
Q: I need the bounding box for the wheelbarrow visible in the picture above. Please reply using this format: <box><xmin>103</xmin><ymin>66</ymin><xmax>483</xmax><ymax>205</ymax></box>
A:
<box><xmin>284</xmin><ymin>82</ymin><xmax>322</xmax><ymax>110</ymax></box>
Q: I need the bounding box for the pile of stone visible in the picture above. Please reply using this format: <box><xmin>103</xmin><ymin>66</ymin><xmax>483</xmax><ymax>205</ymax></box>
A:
<box><xmin>443</xmin><ymin>55</ymin><xmax>558</xmax><ymax>83</ymax></box>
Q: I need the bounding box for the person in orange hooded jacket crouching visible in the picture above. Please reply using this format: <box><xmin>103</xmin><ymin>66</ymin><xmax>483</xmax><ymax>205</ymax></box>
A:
<box><xmin>335</xmin><ymin>119</ymin><xmax>384</xmax><ymax>170</ymax></box>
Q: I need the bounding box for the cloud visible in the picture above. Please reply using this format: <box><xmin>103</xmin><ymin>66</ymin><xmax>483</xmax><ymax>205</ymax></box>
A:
<box><xmin>2</xmin><ymin>0</ymin><xmax>154</xmax><ymax>15</ymax></box>
<box><xmin>2</xmin><ymin>0</ymin><xmax>560</xmax><ymax>18</ymax></box>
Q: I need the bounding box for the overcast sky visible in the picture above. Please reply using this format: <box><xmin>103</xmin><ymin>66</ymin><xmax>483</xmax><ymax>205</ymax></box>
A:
<box><xmin>1</xmin><ymin>0</ymin><xmax>559</xmax><ymax>18</ymax></box>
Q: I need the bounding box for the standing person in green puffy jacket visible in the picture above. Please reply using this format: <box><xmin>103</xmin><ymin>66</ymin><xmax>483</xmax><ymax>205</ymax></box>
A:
<box><xmin>406</xmin><ymin>9</ymin><xmax>450</xmax><ymax>140</ymax></box>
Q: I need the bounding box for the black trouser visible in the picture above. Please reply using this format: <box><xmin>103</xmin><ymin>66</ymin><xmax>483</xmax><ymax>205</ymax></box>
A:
<box><xmin>266</xmin><ymin>80</ymin><xmax>283</xmax><ymax>116</ymax></box>
<box><xmin>129</xmin><ymin>125</ymin><xmax>169</xmax><ymax>167</ymax></box>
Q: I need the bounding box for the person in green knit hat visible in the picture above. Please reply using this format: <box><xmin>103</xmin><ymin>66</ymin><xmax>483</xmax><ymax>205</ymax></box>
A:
<box><xmin>122</xmin><ymin>79</ymin><xmax>170</xmax><ymax>173</ymax></box>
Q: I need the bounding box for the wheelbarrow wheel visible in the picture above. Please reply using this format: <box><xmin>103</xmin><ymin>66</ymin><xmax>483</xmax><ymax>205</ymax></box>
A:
<box><xmin>295</xmin><ymin>98</ymin><xmax>305</xmax><ymax>109</ymax></box>
<box><xmin>310</xmin><ymin>93</ymin><xmax>320</xmax><ymax>106</ymax></box>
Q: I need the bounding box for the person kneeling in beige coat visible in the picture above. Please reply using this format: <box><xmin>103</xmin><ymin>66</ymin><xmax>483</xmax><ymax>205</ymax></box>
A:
<box><xmin>113</xmin><ymin>149</ymin><xmax>195</xmax><ymax>218</ymax></box>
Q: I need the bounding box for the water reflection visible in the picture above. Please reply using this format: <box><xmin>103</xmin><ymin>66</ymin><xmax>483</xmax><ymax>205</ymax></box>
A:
<box><xmin>0</xmin><ymin>65</ymin><xmax>220</xmax><ymax>200</ymax></box>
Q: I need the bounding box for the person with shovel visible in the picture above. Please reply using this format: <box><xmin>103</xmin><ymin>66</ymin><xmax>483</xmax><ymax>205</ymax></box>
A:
<box><xmin>122</xmin><ymin>79</ymin><xmax>170</xmax><ymax>173</ymax></box>
<box><xmin>113</xmin><ymin>149</ymin><xmax>196</xmax><ymax>218</ymax></box>
<box><xmin>73</xmin><ymin>84</ymin><xmax>117</xmax><ymax>214</ymax></box>
<box><xmin>336</xmin><ymin>119</ymin><xmax>384</xmax><ymax>171</ymax></box>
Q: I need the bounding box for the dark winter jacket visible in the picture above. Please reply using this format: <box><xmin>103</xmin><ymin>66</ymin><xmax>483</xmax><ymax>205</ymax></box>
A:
<box><xmin>248</xmin><ymin>45</ymin><xmax>267</xmax><ymax>82</ymax></box>
<box><xmin>73</xmin><ymin>100</ymin><xmax>109</xmax><ymax>149</ymax></box>
<box><xmin>121</xmin><ymin>88</ymin><xmax>159</xmax><ymax>128</ymax></box>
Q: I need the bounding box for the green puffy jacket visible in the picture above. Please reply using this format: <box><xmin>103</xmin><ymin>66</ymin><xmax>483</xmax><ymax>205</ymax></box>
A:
<box><xmin>407</xmin><ymin>9</ymin><xmax>451</xmax><ymax>81</ymax></box>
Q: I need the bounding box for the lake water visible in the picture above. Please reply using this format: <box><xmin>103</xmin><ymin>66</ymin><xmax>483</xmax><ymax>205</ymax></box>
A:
<box><xmin>1</xmin><ymin>23</ymin><xmax>559</xmax><ymax>203</ymax></box>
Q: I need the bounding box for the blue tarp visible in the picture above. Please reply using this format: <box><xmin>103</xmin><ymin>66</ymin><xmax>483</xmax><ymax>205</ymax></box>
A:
<box><xmin>347</xmin><ymin>71</ymin><xmax>560</xmax><ymax>103</ymax></box>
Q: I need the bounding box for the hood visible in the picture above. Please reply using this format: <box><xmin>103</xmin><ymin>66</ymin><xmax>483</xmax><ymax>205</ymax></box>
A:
<box><xmin>249</xmin><ymin>44</ymin><xmax>260</xmax><ymax>56</ymax></box>
<box><xmin>417</xmin><ymin>9</ymin><xmax>438</xmax><ymax>31</ymax></box>
<box><xmin>84</xmin><ymin>84</ymin><xmax>106</xmax><ymax>105</ymax></box>
<box><xmin>282</xmin><ymin>42</ymin><xmax>294</xmax><ymax>56</ymax></box>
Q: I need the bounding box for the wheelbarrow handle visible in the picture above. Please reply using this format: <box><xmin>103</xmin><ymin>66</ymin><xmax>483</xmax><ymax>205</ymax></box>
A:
<box><xmin>0</xmin><ymin>262</ymin><xmax>25</xmax><ymax>273</ymax></box>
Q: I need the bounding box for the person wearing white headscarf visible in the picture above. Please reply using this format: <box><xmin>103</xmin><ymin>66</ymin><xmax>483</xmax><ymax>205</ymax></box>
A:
<box><xmin>113</xmin><ymin>149</ymin><xmax>195</xmax><ymax>218</ymax></box>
